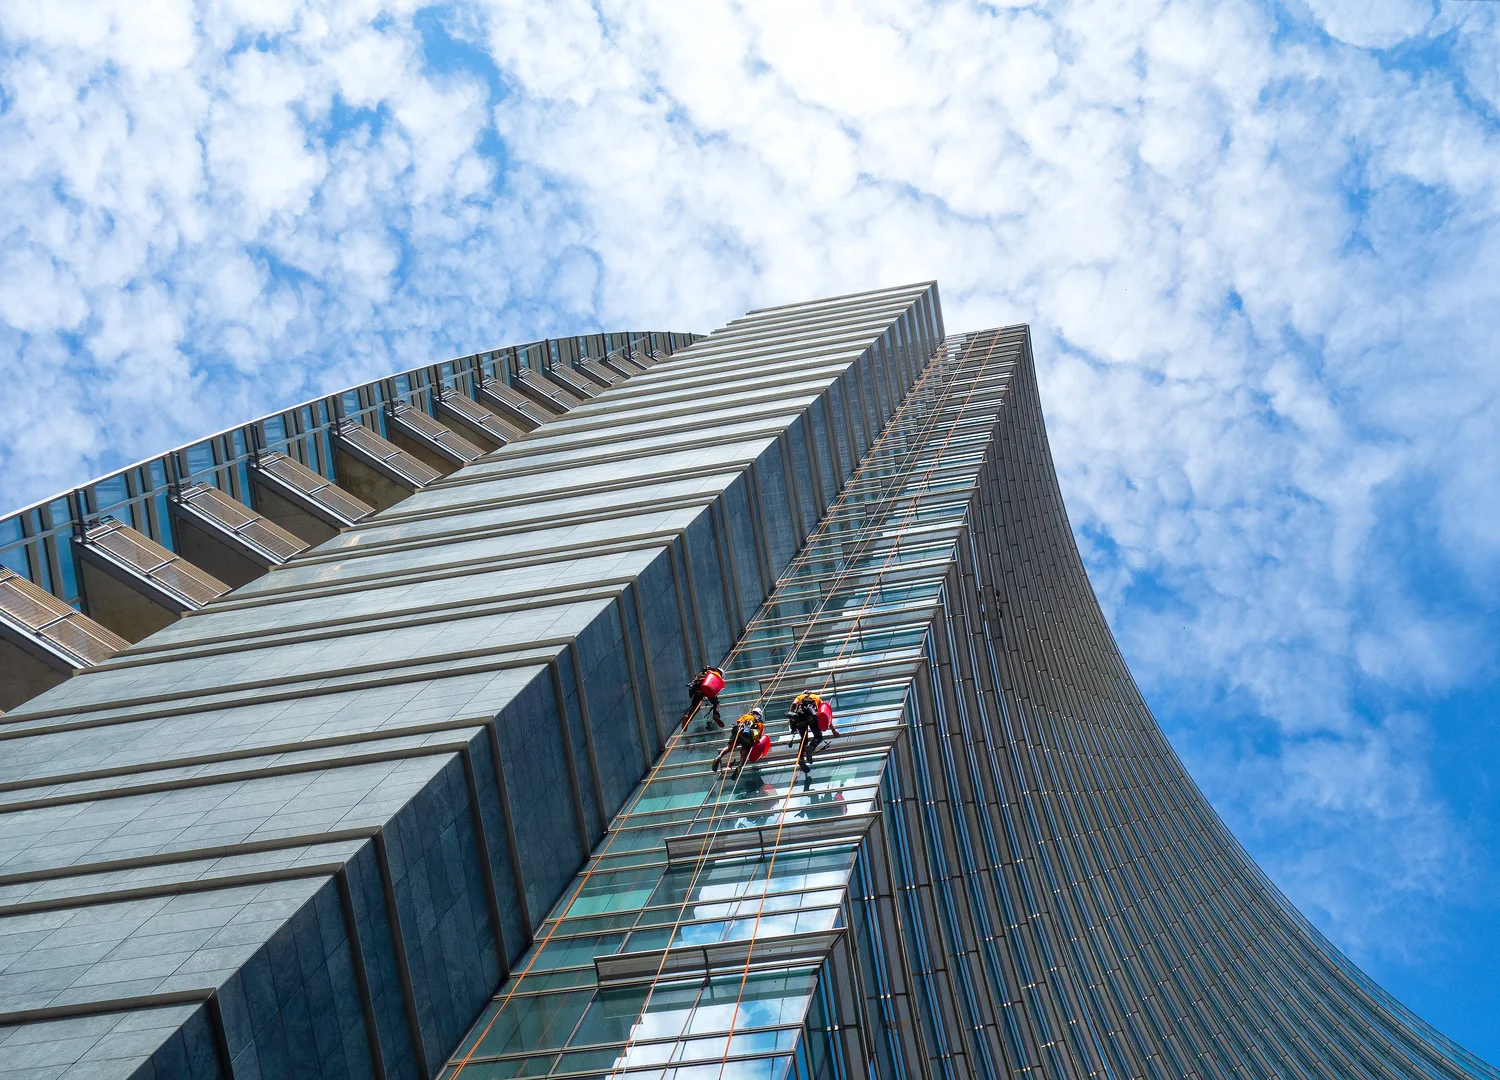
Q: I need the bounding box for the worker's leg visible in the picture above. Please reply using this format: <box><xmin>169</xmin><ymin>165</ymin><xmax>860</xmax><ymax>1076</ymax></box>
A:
<box><xmin>729</xmin><ymin>733</ymin><xmax>752</xmax><ymax>773</ymax></box>
<box><xmin>710</xmin><ymin>699</ymin><xmax>723</xmax><ymax>727</ymax></box>
<box><xmin>712</xmin><ymin>730</ymin><xmax>734</xmax><ymax>771</ymax></box>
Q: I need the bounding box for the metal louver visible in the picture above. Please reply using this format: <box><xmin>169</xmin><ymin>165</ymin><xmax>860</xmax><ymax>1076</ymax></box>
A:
<box><xmin>477</xmin><ymin>377</ymin><xmax>550</xmax><ymax>430</ymax></box>
<box><xmin>0</xmin><ymin>567</ymin><xmax>130</xmax><ymax>667</ymax></box>
<box><xmin>256</xmin><ymin>451</ymin><xmax>374</xmax><ymax>525</ymax></box>
<box><xmin>36</xmin><ymin>616</ymin><xmax>130</xmax><ymax>665</ymax></box>
<box><xmin>576</xmin><ymin>357</ymin><xmax>623</xmax><ymax>388</ymax></box>
<box><xmin>334</xmin><ymin>420</ymin><xmax>442</xmax><ymax>487</ymax></box>
<box><xmin>175</xmin><ymin>483</ymin><xmax>310</xmax><ymax>563</ymax></box>
<box><xmin>239</xmin><ymin>519</ymin><xmax>307</xmax><ymax>561</ymax></box>
<box><xmin>604</xmin><ymin>350</ymin><xmax>649</xmax><ymax>375</ymax></box>
<box><xmin>514</xmin><ymin>367</ymin><xmax>586</xmax><ymax>412</ymax></box>
<box><xmin>84</xmin><ymin>518</ymin><xmax>230</xmax><ymax>608</ymax></box>
<box><xmin>0</xmin><ymin>568</ymin><xmax>61</xmax><ymax>628</ymax></box>
<box><xmin>387</xmin><ymin>402</ymin><xmax>484</xmax><ymax>465</ymax></box>
<box><xmin>541</xmin><ymin>364</ymin><xmax>597</xmax><ymax>400</ymax></box>
<box><xmin>434</xmin><ymin>388</ymin><xmax>526</xmax><ymax>448</ymax></box>
<box><xmin>89</xmin><ymin>520</ymin><xmax>169</xmax><ymax>573</ymax></box>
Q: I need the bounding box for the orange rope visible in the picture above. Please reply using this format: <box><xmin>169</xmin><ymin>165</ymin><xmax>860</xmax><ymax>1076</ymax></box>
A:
<box><xmin>593</xmin><ymin>344</ymin><xmax>976</xmax><ymax>1071</ymax></box>
<box><xmin>711</xmin><ymin>337</ymin><xmax>992</xmax><ymax>1079</ymax></box>
<box><xmin>450</xmin><ymin>341</ymin><xmax>963</xmax><ymax>1078</ymax></box>
<box><xmin>591</xmin><ymin>344</ymin><xmax>977</xmax><ymax>1072</ymax></box>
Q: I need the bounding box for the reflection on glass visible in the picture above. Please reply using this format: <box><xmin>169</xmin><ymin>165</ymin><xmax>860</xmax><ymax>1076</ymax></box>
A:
<box><xmin>448</xmin><ymin>319</ymin><xmax>997</xmax><ymax>1080</ymax></box>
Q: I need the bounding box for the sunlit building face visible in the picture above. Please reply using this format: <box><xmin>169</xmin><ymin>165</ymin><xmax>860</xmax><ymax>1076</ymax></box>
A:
<box><xmin>0</xmin><ymin>285</ymin><xmax>1487</xmax><ymax>1080</ymax></box>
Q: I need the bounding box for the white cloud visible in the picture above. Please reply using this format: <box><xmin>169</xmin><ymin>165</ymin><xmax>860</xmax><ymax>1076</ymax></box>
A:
<box><xmin>3</xmin><ymin>0</ymin><xmax>198</xmax><ymax>71</ymax></box>
<box><xmin>0</xmin><ymin>246</ymin><xmax>88</xmax><ymax>334</ymax></box>
<box><xmin>1301</xmin><ymin>0</ymin><xmax>1435</xmax><ymax>49</ymax></box>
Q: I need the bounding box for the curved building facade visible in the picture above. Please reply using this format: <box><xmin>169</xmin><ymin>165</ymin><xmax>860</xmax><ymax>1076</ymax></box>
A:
<box><xmin>0</xmin><ymin>286</ymin><xmax>1490</xmax><ymax>1080</ymax></box>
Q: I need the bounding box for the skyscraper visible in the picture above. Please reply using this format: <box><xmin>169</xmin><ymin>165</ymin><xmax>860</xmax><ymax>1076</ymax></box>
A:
<box><xmin>0</xmin><ymin>285</ymin><xmax>1490</xmax><ymax>1080</ymax></box>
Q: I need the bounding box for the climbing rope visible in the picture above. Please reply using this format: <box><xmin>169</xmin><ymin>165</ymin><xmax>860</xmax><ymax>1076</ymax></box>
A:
<box><xmin>709</xmin><ymin>337</ymin><xmax>997</xmax><ymax>1079</ymax></box>
<box><xmin>602</xmin><ymin>337</ymin><xmax>989</xmax><ymax>1073</ymax></box>
<box><xmin>592</xmin><ymin>342</ymin><xmax>979</xmax><ymax>1071</ymax></box>
<box><xmin>451</xmin><ymin>337</ymin><xmax>974</xmax><ymax>1078</ymax></box>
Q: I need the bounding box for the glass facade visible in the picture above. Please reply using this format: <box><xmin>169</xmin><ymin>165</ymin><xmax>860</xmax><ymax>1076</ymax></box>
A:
<box><xmin>0</xmin><ymin>287</ymin><xmax>941</xmax><ymax>1079</ymax></box>
<box><xmin>0</xmin><ymin>332</ymin><xmax>695</xmax><ymax>611</ymax></box>
<box><xmin>0</xmin><ymin>284</ymin><xmax>1491</xmax><ymax>1080</ymax></box>
<box><xmin>442</xmin><ymin>328</ymin><xmax>1498</xmax><ymax>1080</ymax></box>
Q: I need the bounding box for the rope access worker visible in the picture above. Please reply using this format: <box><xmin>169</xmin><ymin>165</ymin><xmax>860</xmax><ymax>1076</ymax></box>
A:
<box><xmin>713</xmin><ymin>706</ymin><xmax>769</xmax><ymax>774</ymax></box>
<box><xmin>680</xmin><ymin>666</ymin><xmax>727</xmax><ymax>730</ymax></box>
<box><xmin>786</xmin><ymin>690</ymin><xmax>840</xmax><ymax>774</ymax></box>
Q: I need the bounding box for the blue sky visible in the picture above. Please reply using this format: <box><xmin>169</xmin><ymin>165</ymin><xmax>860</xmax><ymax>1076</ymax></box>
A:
<box><xmin>3</xmin><ymin>0</ymin><xmax>1499</xmax><ymax>1061</ymax></box>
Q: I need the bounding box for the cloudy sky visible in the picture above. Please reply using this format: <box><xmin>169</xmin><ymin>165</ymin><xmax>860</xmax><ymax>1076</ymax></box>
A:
<box><xmin>3</xmin><ymin>0</ymin><xmax>1499</xmax><ymax>1060</ymax></box>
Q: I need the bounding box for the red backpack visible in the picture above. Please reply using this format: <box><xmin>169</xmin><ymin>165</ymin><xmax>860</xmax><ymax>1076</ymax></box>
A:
<box><xmin>746</xmin><ymin>733</ymin><xmax>772</xmax><ymax>763</ymax></box>
<box><xmin>698</xmin><ymin>669</ymin><xmax>725</xmax><ymax>697</ymax></box>
<box><xmin>816</xmin><ymin>701</ymin><xmax>835</xmax><ymax>732</ymax></box>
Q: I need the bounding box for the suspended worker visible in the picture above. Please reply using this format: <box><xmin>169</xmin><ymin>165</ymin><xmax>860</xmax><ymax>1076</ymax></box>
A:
<box><xmin>680</xmin><ymin>666</ymin><xmax>727</xmax><ymax>730</ymax></box>
<box><xmin>713</xmin><ymin>706</ymin><xmax>769</xmax><ymax>774</ymax></box>
<box><xmin>785</xmin><ymin>690</ymin><xmax>840</xmax><ymax>774</ymax></box>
